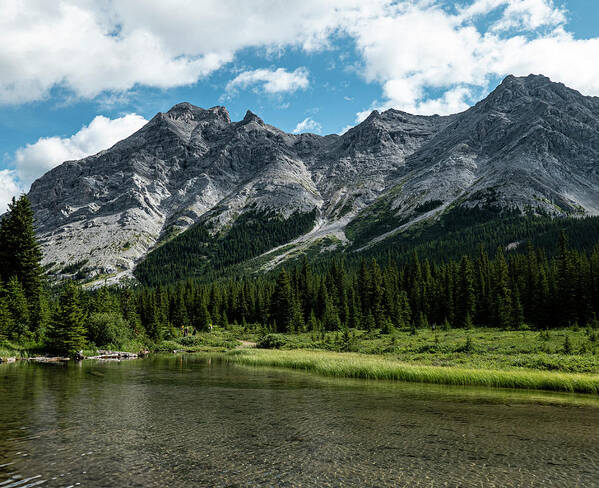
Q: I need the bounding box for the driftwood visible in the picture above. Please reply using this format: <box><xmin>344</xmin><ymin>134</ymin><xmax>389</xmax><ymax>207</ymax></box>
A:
<box><xmin>0</xmin><ymin>350</ymin><xmax>142</xmax><ymax>364</ymax></box>
<box><xmin>24</xmin><ymin>356</ymin><xmax>70</xmax><ymax>363</ymax></box>
<box><xmin>86</xmin><ymin>350</ymin><xmax>139</xmax><ymax>360</ymax></box>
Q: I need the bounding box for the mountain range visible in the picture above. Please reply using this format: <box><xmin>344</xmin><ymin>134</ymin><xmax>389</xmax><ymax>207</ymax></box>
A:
<box><xmin>26</xmin><ymin>74</ymin><xmax>599</xmax><ymax>285</ymax></box>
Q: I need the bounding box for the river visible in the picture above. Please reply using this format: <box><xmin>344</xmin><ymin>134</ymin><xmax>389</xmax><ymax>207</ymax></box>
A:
<box><xmin>1</xmin><ymin>355</ymin><xmax>598</xmax><ymax>487</ymax></box>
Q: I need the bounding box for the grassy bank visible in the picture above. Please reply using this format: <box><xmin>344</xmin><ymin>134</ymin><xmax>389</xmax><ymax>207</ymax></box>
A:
<box><xmin>240</xmin><ymin>327</ymin><xmax>599</xmax><ymax>373</ymax></box>
<box><xmin>220</xmin><ymin>348</ymin><xmax>599</xmax><ymax>394</ymax></box>
<box><xmin>0</xmin><ymin>328</ymin><xmax>240</xmax><ymax>360</ymax></box>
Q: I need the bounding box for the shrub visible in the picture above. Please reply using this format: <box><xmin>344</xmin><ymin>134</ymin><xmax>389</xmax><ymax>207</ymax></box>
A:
<box><xmin>153</xmin><ymin>340</ymin><xmax>183</xmax><ymax>353</ymax></box>
<box><xmin>178</xmin><ymin>335</ymin><xmax>204</xmax><ymax>346</ymax></box>
<box><xmin>86</xmin><ymin>312</ymin><xmax>131</xmax><ymax>348</ymax></box>
<box><xmin>257</xmin><ymin>334</ymin><xmax>287</xmax><ymax>349</ymax></box>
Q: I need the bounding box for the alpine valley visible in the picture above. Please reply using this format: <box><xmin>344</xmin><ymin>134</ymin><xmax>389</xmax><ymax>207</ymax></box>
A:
<box><xmin>27</xmin><ymin>74</ymin><xmax>599</xmax><ymax>286</ymax></box>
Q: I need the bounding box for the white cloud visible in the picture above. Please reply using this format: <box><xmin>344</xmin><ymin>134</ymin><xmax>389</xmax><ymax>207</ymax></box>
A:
<box><xmin>492</xmin><ymin>0</ymin><xmax>566</xmax><ymax>31</ymax></box>
<box><xmin>226</xmin><ymin>68</ymin><xmax>310</xmax><ymax>95</ymax></box>
<box><xmin>345</xmin><ymin>0</ymin><xmax>599</xmax><ymax>115</ymax></box>
<box><xmin>0</xmin><ymin>170</ymin><xmax>24</xmax><ymax>213</ymax></box>
<box><xmin>0</xmin><ymin>0</ymin><xmax>598</xmax><ymax>120</ymax></box>
<box><xmin>459</xmin><ymin>0</ymin><xmax>565</xmax><ymax>30</ymax></box>
<box><xmin>0</xmin><ymin>0</ymin><xmax>378</xmax><ymax>104</ymax></box>
<box><xmin>293</xmin><ymin>117</ymin><xmax>322</xmax><ymax>134</ymax></box>
<box><xmin>12</xmin><ymin>114</ymin><xmax>147</xmax><ymax>191</ymax></box>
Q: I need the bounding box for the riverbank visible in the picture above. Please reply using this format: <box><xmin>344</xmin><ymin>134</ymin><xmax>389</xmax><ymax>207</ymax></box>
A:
<box><xmin>219</xmin><ymin>348</ymin><xmax>599</xmax><ymax>394</ymax></box>
<box><xmin>4</xmin><ymin>326</ymin><xmax>599</xmax><ymax>393</ymax></box>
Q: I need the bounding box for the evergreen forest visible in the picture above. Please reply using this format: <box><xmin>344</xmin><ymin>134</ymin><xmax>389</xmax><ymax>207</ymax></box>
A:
<box><xmin>2</xmin><ymin>196</ymin><xmax>599</xmax><ymax>361</ymax></box>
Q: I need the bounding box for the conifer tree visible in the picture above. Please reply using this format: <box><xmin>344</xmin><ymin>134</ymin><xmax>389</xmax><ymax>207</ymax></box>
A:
<box><xmin>357</xmin><ymin>259</ymin><xmax>371</xmax><ymax>313</ymax></box>
<box><xmin>396</xmin><ymin>291</ymin><xmax>411</xmax><ymax>329</ymax></box>
<box><xmin>492</xmin><ymin>248</ymin><xmax>513</xmax><ymax>329</ymax></box>
<box><xmin>196</xmin><ymin>299</ymin><xmax>212</xmax><ymax>331</ymax></box>
<box><xmin>5</xmin><ymin>276</ymin><xmax>30</xmax><ymax>340</ymax></box>
<box><xmin>0</xmin><ymin>195</ymin><xmax>44</xmax><ymax>331</ymax></box>
<box><xmin>365</xmin><ymin>312</ymin><xmax>376</xmax><ymax>332</ymax></box>
<box><xmin>308</xmin><ymin>310</ymin><xmax>319</xmax><ymax>332</ymax></box>
<box><xmin>0</xmin><ymin>292</ymin><xmax>13</xmax><ymax>340</ymax></box>
<box><xmin>270</xmin><ymin>268</ymin><xmax>294</xmax><ymax>332</ymax></box>
<box><xmin>322</xmin><ymin>296</ymin><xmax>341</xmax><ymax>331</ymax></box>
<box><xmin>172</xmin><ymin>291</ymin><xmax>189</xmax><ymax>329</ymax></box>
<box><xmin>0</xmin><ymin>196</ymin><xmax>42</xmax><ymax>291</ymax></box>
<box><xmin>557</xmin><ymin>231</ymin><xmax>576</xmax><ymax>325</ymax></box>
<box><xmin>457</xmin><ymin>256</ymin><xmax>476</xmax><ymax>327</ymax></box>
<box><xmin>48</xmin><ymin>283</ymin><xmax>87</xmax><ymax>358</ymax></box>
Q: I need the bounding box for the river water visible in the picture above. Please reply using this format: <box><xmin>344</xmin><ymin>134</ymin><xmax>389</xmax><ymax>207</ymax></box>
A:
<box><xmin>1</xmin><ymin>356</ymin><xmax>598</xmax><ymax>487</ymax></box>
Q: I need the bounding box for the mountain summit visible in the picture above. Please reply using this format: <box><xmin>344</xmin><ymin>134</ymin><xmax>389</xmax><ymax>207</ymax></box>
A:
<box><xmin>27</xmin><ymin>75</ymin><xmax>599</xmax><ymax>284</ymax></box>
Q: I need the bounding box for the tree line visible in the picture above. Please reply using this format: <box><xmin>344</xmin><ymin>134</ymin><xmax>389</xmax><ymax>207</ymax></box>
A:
<box><xmin>2</xmin><ymin>195</ymin><xmax>599</xmax><ymax>358</ymax></box>
<box><xmin>129</xmin><ymin>233</ymin><xmax>599</xmax><ymax>338</ymax></box>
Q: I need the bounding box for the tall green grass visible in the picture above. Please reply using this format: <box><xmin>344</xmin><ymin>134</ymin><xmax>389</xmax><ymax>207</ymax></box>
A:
<box><xmin>221</xmin><ymin>349</ymin><xmax>599</xmax><ymax>394</ymax></box>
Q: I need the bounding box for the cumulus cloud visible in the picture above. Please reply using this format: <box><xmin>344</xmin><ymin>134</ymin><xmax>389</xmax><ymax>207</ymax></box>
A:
<box><xmin>293</xmin><ymin>117</ymin><xmax>322</xmax><ymax>134</ymax></box>
<box><xmin>0</xmin><ymin>0</ymin><xmax>375</xmax><ymax>104</ymax></box>
<box><xmin>344</xmin><ymin>0</ymin><xmax>599</xmax><ymax>115</ymax></box>
<box><xmin>0</xmin><ymin>170</ymin><xmax>24</xmax><ymax>213</ymax></box>
<box><xmin>0</xmin><ymin>113</ymin><xmax>148</xmax><ymax>210</ymax></box>
<box><xmin>1</xmin><ymin>0</ymin><xmax>598</xmax><ymax>119</ymax></box>
<box><xmin>226</xmin><ymin>68</ymin><xmax>310</xmax><ymax>95</ymax></box>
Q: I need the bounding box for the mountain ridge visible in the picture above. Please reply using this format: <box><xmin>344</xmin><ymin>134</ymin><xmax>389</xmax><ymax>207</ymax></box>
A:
<box><xmin>25</xmin><ymin>74</ymin><xmax>599</xmax><ymax>284</ymax></box>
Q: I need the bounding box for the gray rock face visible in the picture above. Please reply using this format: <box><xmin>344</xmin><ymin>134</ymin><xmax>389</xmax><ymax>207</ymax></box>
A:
<box><xmin>27</xmin><ymin>75</ymin><xmax>599</xmax><ymax>281</ymax></box>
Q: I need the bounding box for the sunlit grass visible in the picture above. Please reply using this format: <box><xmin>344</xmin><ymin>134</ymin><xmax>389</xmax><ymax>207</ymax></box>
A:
<box><xmin>221</xmin><ymin>348</ymin><xmax>599</xmax><ymax>394</ymax></box>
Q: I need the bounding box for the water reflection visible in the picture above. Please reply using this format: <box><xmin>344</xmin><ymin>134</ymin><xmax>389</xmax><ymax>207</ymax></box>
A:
<box><xmin>1</xmin><ymin>356</ymin><xmax>598</xmax><ymax>487</ymax></box>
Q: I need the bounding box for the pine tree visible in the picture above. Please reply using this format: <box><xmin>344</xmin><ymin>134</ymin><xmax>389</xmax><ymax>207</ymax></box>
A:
<box><xmin>308</xmin><ymin>310</ymin><xmax>319</xmax><ymax>332</ymax></box>
<box><xmin>271</xmin><ymin>268</ymin><xmax>294</xmax><ymax>332</ymax></box>
<box><xmin>349</xmin><ymin>291</ymin><xmax>362</xmax><ymax>330</ymax></box>
<box><xmin>196</xmin><ymin>299</ymin><xmax>212</xmax><ymax>331</ymax></box>
<box><xmin>492</xmin><ymin>248</ymin><xmax>513</xmax><ymax>329</ymax></box>
<box><xmin>380</xmin><ymin>317</ymin><xmax>394</xmax><ymax>334</ymax></box>
<box><xmin>357</xmin><ymin>259</ymin><xmax>371</xmax><ymax>313</ymax></box>
<box><xmin>0</xmin><ymin>195</ymin><xmax>44</xmax><ymax>332</ymax></box>
<box><xmin>171</xmin><ymin>290</ymin><xmax>189</xmax><ymax>329</ymax></box>
<box><xmin>5</xmin><ymin>276</ymin><xmax>30</xmax><ymax>340</ymax></box>
<box><xmin>464</xmin><ymin>312</ymin><xmax>474</xmax><ymax>330</ymax></box>
<box><xmin>457</xmin><ymin>256</ymin><xmax>476</xmax><ymax>327</ymax></box>
<box><xmin>557</xmin><ymin>231</ymin><xmax>577</xmax><ymax>325</ymax></box>
<box><xmin>365</xmin><ymin>312</ymin><xmax>376</xmax><ymax>332</ymax></box>
<box><xmin>397</xmin><ymin>291</ymin><xmax>411</xmax><ymax>328</ymax></box>
<box><xmin>0</xmin><ymin>292</ymin><xmax>13</xmax><ymax>340</ymax></box>
<box><xmin>512</xmin><ymin>286</ymin><xmax>525</xmax><ymax>328</ymax></box>
<box><xmin>322</xmin><ymin>293</ymin><xmax>341</xmax><ymax>331</ymax></box>
<box><xmin>48</xmin><ymin>283</ymin><xmax>87</xmax><ymax>358</ymax></box>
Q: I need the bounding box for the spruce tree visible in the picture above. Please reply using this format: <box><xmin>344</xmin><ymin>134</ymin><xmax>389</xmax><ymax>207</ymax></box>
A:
<box><xmin>48</xmin><ymin>283</ymin><xmax>87</xmax><ymax>358</ymax></box>
<box><xmin>5</xmin><ymin>276</ymin><xmax>30</xmax><ymax>340</ymax></box>
<box><xmin>557</xmin><ymin>231</ymin><xmax>576</xmax><ymax>325</ymax></box>
<box><xmin>322</xmin><ymin>295</ymin><xmax>341</xmax><ymax>331</ymax></box>
<box><xmin>492</xmin><ymin>248</ymin><xmax>513</xmax><ymax>329</ymax></box>
<box><xmin>457</xmin><ymin>256</ymin><xmax>476</xmax><ymax>327</ymax></box>
<box><xmin>197</xmin><ymin>299</ymin><xmax>212</xmax><ymax>331</ymax></box>
<box><xmin>271</xmin><ymin>268</ymin><xmax>294</xmax><ymax>332</ymax></box>
<box><xmin>0</xmin><ymin>196</ymin><xmax>43</xmax><ymax>298</ymax></box>
<box><xmin>365</xmin><ymin>312</ymin><xmax>376</xmax><ymax>332</ymax></box>
<box><xmin>0</xmin><ymin>195</ymin><xmax>44</xmax><ymax>332</ymax></box>
<box><xmin>0</xmin><ymin>292</ymin><xmax>13</xmax><ymax>340</ymax></box>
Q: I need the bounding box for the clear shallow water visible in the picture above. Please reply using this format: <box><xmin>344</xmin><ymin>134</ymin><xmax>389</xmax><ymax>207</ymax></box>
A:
<box><xmin>1</xmin><ymin>356</ymin><xmax>599</xmax><ymax>487</ymax></box>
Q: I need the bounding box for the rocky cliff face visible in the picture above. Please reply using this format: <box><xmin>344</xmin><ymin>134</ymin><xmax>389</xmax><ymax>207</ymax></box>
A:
<box><xmin>27</xmin><ymin>75</ymin><xmax>599</xmax><ymax>283</ymax></box>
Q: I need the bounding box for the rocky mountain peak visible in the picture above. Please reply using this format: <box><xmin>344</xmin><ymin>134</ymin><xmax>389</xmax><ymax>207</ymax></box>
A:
<box><xmin>478</xmin><ymin>74</ymin><xmax>585</xmax><ymax>114</ymax></box>
<box><xmin>24</xmin><ymin>75</ymin><xmax>599</xmax><ymax>284</ymax></box>
<box><xmin>240</xmin><ymin>109</ymin><xmax>264</xmax><ymax>126</ymax></box>
<box><xmin>166</xmin><ymin>103</ymin><xmax>231</xmax><ymax>124</ymax></box>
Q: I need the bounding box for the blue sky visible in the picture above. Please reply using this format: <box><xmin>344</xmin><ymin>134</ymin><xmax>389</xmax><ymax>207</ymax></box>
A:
<box><xmin>1</xmin><ymin>0</ymin><xmax>598</xmax><ymax>209</ymax></box>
